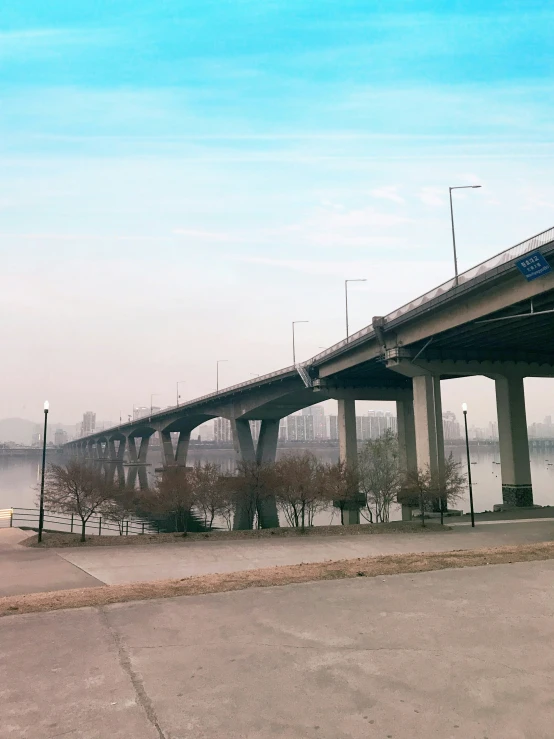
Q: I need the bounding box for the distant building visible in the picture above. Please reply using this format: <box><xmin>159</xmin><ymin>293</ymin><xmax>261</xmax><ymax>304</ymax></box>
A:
<box><xmin>442</xmin><ymin>411</ymin><xmax>461</xmax><ymax>441</ymax></box>
<box><xmin>132</xmin><ymin>406</ymin><xmax>160</xmax><ymax>421</ymax></box>
<box><xmin>213</xmin><ymin>417</ymin><xmax>232</xmax><ymax>443</ymax></box>
<box><xmin>54</xmin><ymin>428</ymin><xmax>68</xmax><ymax>446</ymax></box>
<box><xmin>81</xmin><ymin>411</ymin><xmax>96</xmax><ymax>437</ymax></box>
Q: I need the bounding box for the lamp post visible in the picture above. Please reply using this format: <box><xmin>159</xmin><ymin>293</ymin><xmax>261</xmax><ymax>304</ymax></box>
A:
<box><xmin>38</xmin><ymin>400</ymin><xmax>49</xmax><ymax>543</ymax></box>
<box><xmin>462</xmin><ymin>402</ymin><xmax>475</xmax><ymax>527</ymax></box>
<box><xmin>216</xmin><ymin>360</ymin><xmax>228</xmax><ymax>392</ymax></box>
<box><xmin>150</xmin><ymin>393</ymin><xmax>160</xmax><ymax>415</ymax></box>
<box><xmin>345</xmin><ymin>279</ymin><xmax>367</xmax><ymax>339</ymax></box>
<box><xmin>176</xmin><ymin>380</ymin><xmax>186</xmax><ymax>406</ymax></box>
<box><xmin>292</xmin><ymin>320</ymin><xmax>309</xmax><ymax>365</ymax></box>
<box><xmin>449</xmin><ymin>185</ymin><xmax>481</xmax><ymax>286</ymax></box>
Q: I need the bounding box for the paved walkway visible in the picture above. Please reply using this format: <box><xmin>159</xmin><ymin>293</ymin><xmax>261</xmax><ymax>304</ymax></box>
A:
<box><xmin>2</xmin><ymin>560</ymin><xmax>553</xmax><ymax>738</ymax></box>
<box><xmin>55</xmin><ymin>520</ymin><xmax>554</xmax><ymax>586</ymax></box>
<box><xmin>0</xmin><ymin>529</ymin><xmax>102</xmax><ymax>597</ymax></box>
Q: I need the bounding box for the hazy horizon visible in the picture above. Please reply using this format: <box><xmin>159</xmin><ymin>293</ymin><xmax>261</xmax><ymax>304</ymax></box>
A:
<box><xmin>2</xmin><ymin>2</ymin><xmax>553</xmax><ymax>427</ymax></box>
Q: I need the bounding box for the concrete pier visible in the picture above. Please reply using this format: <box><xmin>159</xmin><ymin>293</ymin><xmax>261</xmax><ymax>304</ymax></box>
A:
<box><xmin>495</xmin><ymin>375</ymin><xmax>533</xmax><ymax>506</ymax></box>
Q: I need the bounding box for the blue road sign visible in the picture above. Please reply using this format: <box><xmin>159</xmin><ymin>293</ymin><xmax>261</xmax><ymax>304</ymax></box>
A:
<box><xmin>515</xmin><ymin>251</ymin><xmax>552</xmax><ymax>281</ymax></box>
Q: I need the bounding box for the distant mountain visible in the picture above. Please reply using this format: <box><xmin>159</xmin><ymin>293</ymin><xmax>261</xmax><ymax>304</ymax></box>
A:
<box><xmin>0</xmin><ymin>418</ymin><xmax>40</xmax><ymax>445</ymax></box>
<box><xmin>0</xmin><ymin>418</ymin><xmax>78</xmax><ymax>445</ymax></box>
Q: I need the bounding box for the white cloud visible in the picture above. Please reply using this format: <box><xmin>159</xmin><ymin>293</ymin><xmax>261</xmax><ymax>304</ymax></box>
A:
<box><xmin>369</xmin><ymin>186</ymin><xmax>405</xmax><ymax>204</ymax></box>
<box><xmin>418</xmin><ymin>187</ymin><xmax>444</xmax><ymax>207</ymax></box>
<box><xmin>172</xmin><ymin>229</ymin><xmax>233</xmax><ymax>242</ymax></box>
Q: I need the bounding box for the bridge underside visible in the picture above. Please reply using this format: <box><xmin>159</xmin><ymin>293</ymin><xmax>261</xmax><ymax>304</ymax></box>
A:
<box><xmin>67</xmin><ymin>235</ymin><xmax>554</xmax><ymax>525</ymax></box>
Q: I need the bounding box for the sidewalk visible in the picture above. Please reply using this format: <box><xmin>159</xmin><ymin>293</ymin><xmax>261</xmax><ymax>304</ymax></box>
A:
<box><xmin>54</xmin><ymin>519</ymin><xmax>554</xmax><ymax>587</ymax></box>
<box><xmin>3</xmin><ymin>519</ymin><xmax>553</xmax><ymax>597</ymax></box>
<box><xmin>0</xmin><ymin>528</ymin><xmax>103</xmax><ymax>597</ymax></box>
<box><xmin>2</xmin><ymin>559</ymin><xmax>554</xmax><ymax>738</ymax></box>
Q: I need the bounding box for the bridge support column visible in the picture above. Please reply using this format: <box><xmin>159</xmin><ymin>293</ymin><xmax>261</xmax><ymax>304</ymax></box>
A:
<box><xmin>125</xmin><ymin>435</ymin><xmax>138</xmax><ymax>464</ymax></box>
<box><xmin>338</xmin><ymin>399</ymin><xmax>360</xmax><ymax>525</ymax></box>
<box><xmin>107</xmin><ymin>439</ymin><xmax>117</xmax><ymax>461</ymax></box>
<box><xmin>175</xmin><ymin>431</ymin><xmax>190</xmax><ymax>465</ymax></box>
<box><xmin>255</xmin><ymin>420</ymin><xmax>280</xmax><ymax>528</ymax></box>
<box><xmin>231</xmin><ymin>419</ymin><xmax>280</xmax><ymax>530</ymax></box>
<box><xmin>495</xmin><ymin>375</ymin><xmax>533</xmax><ymax>506</ymax></box>
<box><xmin>160</xmin><ymin>430</ymin><xmax>176</xmax><ymax>466</ymax></box>
<box><xmin>396</xmin><ymin>395</ymin><xmax>417</xmax><ymax>521</ymax></box>
<box><xmin>137</xmin><ymin>435</ymin><xmax>151</xmax><ymax>464</ymax></box>
<box><xmin>412</xmin><ymin>375</ymin><xmax>445</xmax><ymax>497</ymax></box>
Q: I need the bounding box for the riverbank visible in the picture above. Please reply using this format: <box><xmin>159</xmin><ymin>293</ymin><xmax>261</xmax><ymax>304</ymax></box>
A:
<box><xmin>25</xmin><ymin>520</ymin><xmax>446</xmax><ymax>548</ymax></box>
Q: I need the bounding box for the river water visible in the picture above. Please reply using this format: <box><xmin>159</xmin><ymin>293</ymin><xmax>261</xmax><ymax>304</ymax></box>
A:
<box><xmin>2</xmin><ymin>444</ymin><xmax>553</xmax><ymax>521</ymax></box>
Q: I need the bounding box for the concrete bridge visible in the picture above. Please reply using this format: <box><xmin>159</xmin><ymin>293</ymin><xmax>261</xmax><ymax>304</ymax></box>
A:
<box><xmin>66</xmin><ymin>226</ymin><xmax>554</xmax><ymax>527</ymax></box>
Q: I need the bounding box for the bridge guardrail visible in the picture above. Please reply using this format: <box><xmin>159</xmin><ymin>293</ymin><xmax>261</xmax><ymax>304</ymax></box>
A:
<box><xmin>309</xmin><ymin>225</ymin><xmax>554</xmax><ymax>363</ymax></box>
<box><xmin>0</xmin><ymin>507</ymin><xmax>158</xmax><ymax>536</ymax></box>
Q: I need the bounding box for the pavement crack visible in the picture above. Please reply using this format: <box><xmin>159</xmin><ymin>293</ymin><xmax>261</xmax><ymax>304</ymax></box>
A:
<box><xmin>99</xmin><ymin>608</ymin><xmax>166</xmax><ymax>739</ymax></box>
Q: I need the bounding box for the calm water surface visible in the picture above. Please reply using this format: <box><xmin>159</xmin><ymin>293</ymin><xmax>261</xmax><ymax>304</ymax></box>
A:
<box><xmin>2</xmin><ymin>445</ymin><xmax>553</xmax><ymax>522</ymax></box>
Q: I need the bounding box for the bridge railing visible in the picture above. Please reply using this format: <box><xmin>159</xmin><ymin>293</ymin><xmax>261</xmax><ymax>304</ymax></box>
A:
<box><xmin>0</xmin><ymin>507</ymin><xmax>158</xmax><ymax>536</ymax></box>
<box><xmin>309</xmin><ymin>225</ymin><xmax>554</xmax><ymax>363</ymax></box>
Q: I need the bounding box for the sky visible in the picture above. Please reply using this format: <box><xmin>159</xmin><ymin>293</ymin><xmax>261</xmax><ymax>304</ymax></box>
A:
<box><xmin>1</xmin><ymin>0</ymin><xmax>554</xmax><ymax>429</ymax></box>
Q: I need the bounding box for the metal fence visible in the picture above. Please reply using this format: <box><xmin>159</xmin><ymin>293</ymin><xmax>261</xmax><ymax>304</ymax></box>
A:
<box><xmin>0</xmin><ymin>507</ymin><xmax>158</xmax><ymax>536</ymax></box>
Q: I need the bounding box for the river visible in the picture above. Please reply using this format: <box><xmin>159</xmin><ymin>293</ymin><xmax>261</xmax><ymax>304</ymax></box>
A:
<box><xmin>1</xmin><ymin>444</ymin><xmax>553</xmax><ymax>521</ymax></box>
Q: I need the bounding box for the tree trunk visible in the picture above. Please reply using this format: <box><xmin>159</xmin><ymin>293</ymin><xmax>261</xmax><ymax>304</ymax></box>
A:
<box><xmin>420</xmin><ymin>495</ymin><xmax>426</xmax><ymax>527</ymax></box>
<box><xmin>301</xmin><ymin>502</ymin><xmax>305</xmax><ymax>532</ymax></box>
<box><xmin>81</xmin><ymin>519</ymin><xmax>86</xmax><ymax>542</ymax></box>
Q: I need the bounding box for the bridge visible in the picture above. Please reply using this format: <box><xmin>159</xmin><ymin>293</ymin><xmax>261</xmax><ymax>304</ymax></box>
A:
<box><xmin>66</xmin><ymin>226</ymin><xmax>554</xmax><ymax>527</ymax></box>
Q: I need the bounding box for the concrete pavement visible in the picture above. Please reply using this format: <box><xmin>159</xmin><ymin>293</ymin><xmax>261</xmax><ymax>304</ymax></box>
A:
<box><xmin>56</xmin><ymin>520</ymin><xmax>554</xmax><ymax>586</ymax></box>
<box><xmin>0</xmin><ymin>529</ymin><xmax>103</xmax><ymax>598</ymax></box>
<box><xmin>2</xmin><ymin>559</ymin><xmax>554</xmax><ymax>738</ymax></box>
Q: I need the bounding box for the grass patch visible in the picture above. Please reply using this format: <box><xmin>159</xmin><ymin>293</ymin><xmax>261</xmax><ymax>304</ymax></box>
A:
<box><xmin>24</xmin><ymin>521</ymin><xmax>448</xmax><ymax>548</ymax></box>
<box><xmin>3</xmin><ymin>541</ymin><xmax>554</xmax><ymax>618</ymax></box>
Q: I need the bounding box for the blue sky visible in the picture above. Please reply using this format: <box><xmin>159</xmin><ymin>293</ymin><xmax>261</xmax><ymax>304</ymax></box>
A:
<box><xmin>1</xmin><ymin>0</ymin><xmax>554</xmax><ymax>425</ymax></box>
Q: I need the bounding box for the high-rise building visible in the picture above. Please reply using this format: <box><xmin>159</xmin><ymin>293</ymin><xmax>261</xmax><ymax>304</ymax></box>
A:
<box><xmin>442</xmin><ymin>411</ymin><xmax>461</xmax><ymax>440</ymax></box>
<box><xmin>328</xmin><ymin>415</ymin><xmax>338</xmax><ymax>440</ymax></box>
<box><xmin>213</xmin><ymin>417</ymin><xmax>232</xmax><ymax>443</ymax></box>
<box><xmin>81</xmin><ymin>411</ymin><xmax>96</xmax><ymax>437</ymax></box>
<box><xmin>54</xmin><ymin>428</ymin><xmax>68</xmax><ymax>446</ymax></box>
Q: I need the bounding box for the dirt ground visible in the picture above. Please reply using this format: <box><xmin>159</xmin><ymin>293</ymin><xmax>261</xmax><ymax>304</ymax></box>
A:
<box><xmin>25</xmin><ymin>520</ymin><xmax>446</xmax><ymax>548</ymax></box>
<box><xmin>3</xmin><ymin>540</ymin><xmax>554</xmax><ymax>618</ymax></box>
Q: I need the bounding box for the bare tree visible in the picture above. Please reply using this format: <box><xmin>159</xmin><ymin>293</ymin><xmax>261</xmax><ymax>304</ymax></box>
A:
<box><xmin>358</xmin><ymin>430</ymin><xmax>402</xmax><ymax>523</ymax></box>
<box><xmin>404</xmin><ymin>453</ymin><xmax>466</xmax><ymax>526</ymax></box>
<box><xmin>274</xmin><ymin>452</ymin><xmax>325</xmax><ymax>531</ymax></box>
<box><xmin>142</xmin><ymin>466</ymin><xmax>196</xmax><ymax>534</ymax></box>
<box><xmin>192</xmin><ymin>462</ymin><xmax>224</xmax><ymax>529</ymax></box>
<box><xmin>101</xmin><ymin>487</ymin><xmax>139</xmax><ymax>535</ymax></box>
<box><xmin>227</xmin><ymin>460</ymin><xmax>278</xmax><ymax>529</ymax></box>
<box><xmin>41</xmin><ymin>460</ymin><xmax>115</xmax><ymax>541</ymax></box>
<box><xmin>319</xmin><ymin>460</ymin><xmax>362</xmax><ymax>525</ymax></box>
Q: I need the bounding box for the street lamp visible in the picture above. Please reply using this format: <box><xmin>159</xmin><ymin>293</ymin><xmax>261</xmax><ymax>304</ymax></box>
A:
<box><xmin>216</xmin><ymin>360</ymin><xmax>228</xmax><ymax>392</ymax></box>
<box><xmin>449</xmin><ymin>185</ymin><xmax>481</xmax><ymax>286</ymax></box>
<box><xmin>292</xmin><ymin>321</ymin><xmax>309</xmax><ymax>365</ymax></box>
<box><xmin>38</xmin><ymin>400</ymin><xmax>49</xmax><ymax>544</ymax></box>
<box><xmin>150</xmin><ymin>393</ymin><xmax>160</xmax><ymax>415</ymax></box>
<box><xmin>176</xmin><ymin>380</ymin><xmax>186</xmax><ymax>406</ymax></box>
<box><xmin>345</xmin><ymin>279</ymin><xmax>367</xmax><ymax>339</ymax></box>
<box><xmin>462</xmin><ymin>402</ymin><xmax>475</xmax><ymax>527</ymax></box>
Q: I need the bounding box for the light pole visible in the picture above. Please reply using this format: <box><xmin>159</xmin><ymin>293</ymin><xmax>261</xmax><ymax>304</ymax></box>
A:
<box><xmin>176</xmin><ymin>380</ymin><xmax>186</xmax><ymax>406</ymax></box>
<box><xmin>150</xmin><ymin>393</ymin><xmax>160</xmax><ymax>415</ymax></box>
<box><xmin>292</xmin><ymin>320</ymin><xmax>309</xmax><ymax>365</ymax></box>
<box><xmin>216</xmin><ymin>360</ymin><xmax>228</xmax><ymax>392</ymax></box>
<box><xmin>38</xmin><ymin>400</ymin><xmax>49</xmax><ymax>544</ymax></box>
<box><xmin>462</xmin><ymin>402</ymin><xmax>475</xmax><ymax>527</ymax></box>
<box><xmin>449</xmin><ymin>185</ymin><xmax>481</xmax><ymax>286</ymax></box>
<box><xmin>345</xmin><ymin>279</ymin><xmax>367</xmax><ymax>339</ymax></box>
